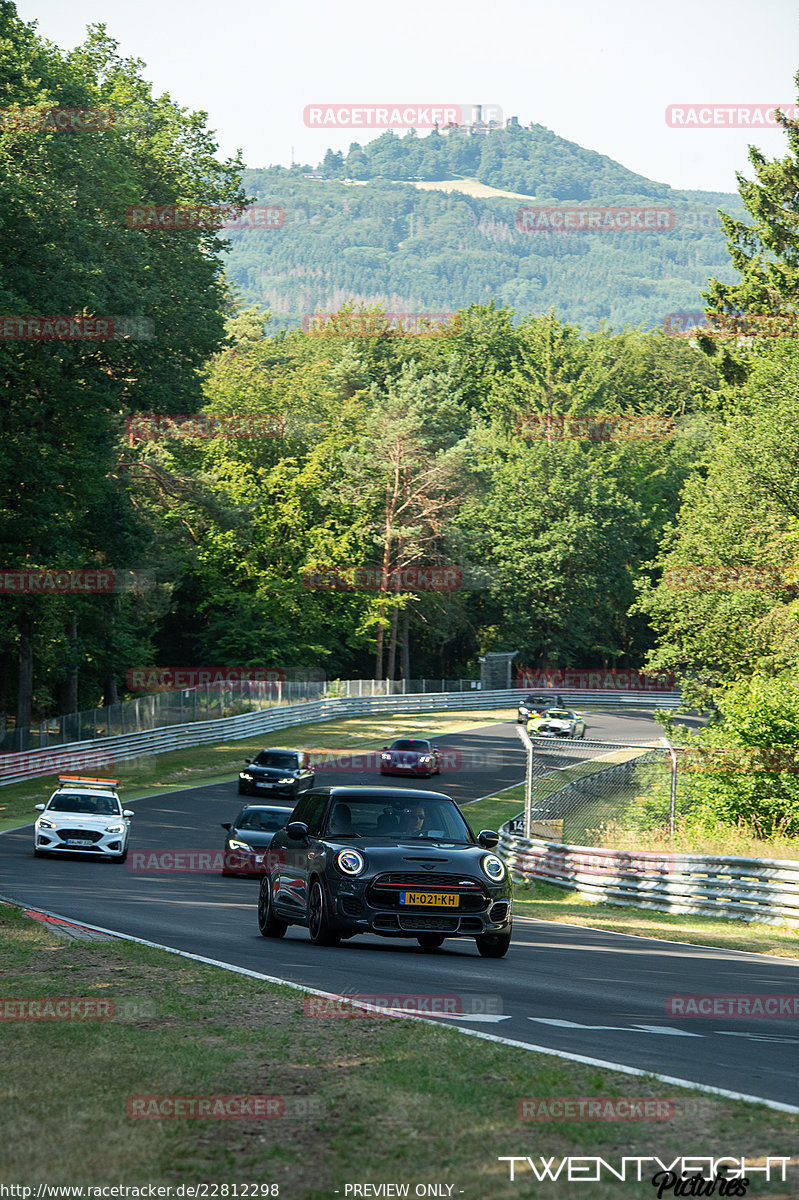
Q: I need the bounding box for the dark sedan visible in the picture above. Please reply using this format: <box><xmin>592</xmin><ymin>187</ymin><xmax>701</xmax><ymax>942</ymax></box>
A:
<box><xmin>256</xmin><ymin>786</ymin><xmax>512</xmax><ymax>957</ymax></box>
<box><xmin>238</xmin><ymin>748</ymin><xmax>315</xmax><ymax>798</ymax></box>
<box><xmin>221</xmin><ymin>804</ymin><xmax>295</xmax><ymax>876</ymax></box>
<box><xmin>379</xmin><ymin>738</ymin><xmax>442</xmax><ymax>778</ymax></box>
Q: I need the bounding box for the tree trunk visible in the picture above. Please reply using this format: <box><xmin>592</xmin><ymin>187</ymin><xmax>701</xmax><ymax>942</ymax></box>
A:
<box><xmin>386</xmin><ymin>605</ymin><xmax>399</xmax><ymax>682</ymax></box>
<box><xmin>401</xmin><ymin>609</ymin><xmax>410</xmax><ymax>682</ymax></box>
<box><xmin>58</xmin><ymin>613</ymin><xmax>79</xmax><ymax>714</ymax></box>
<box><xmin>16</xmin><ymin>611</ymin><xmax>34</xmax><ymax>739</ymax></box>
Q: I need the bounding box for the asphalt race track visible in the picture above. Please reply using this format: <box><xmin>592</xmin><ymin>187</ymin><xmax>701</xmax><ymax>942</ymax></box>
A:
<box><xmin>3</xmin><ymin>710</ymin><xmax>798</xmax><ymax>1110</ymax></box>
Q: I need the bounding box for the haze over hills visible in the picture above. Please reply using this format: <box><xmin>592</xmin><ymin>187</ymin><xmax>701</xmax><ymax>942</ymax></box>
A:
<box><xmin>223</xmin><ymin>120</ymin><xmax>746</xmax><ymax>332</ymax></box>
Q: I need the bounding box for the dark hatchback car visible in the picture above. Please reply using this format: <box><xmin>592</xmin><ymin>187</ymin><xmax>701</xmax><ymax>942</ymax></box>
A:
<box><xmin>256</xmin><ymin>786</ymin><xmax>512</xmax><ymax>957</ymax></box>
<box><xmin>516</xmin><ymin>693</ymin><xmax>563</xmax><ymax>723</ymax></box>
<box><xmin>220</xmin><ymin>804</ymin><xmax>295</xmax><ymax>876</ymax></box>
<box><xmin>238</xmin><ymin>748</ymin><xmax>315</xmax><ymax>798</ymax></box>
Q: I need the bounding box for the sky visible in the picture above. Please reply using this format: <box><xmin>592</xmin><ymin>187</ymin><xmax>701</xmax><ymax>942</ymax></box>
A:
<box><xmin>16</xmin><ymin>0</ymin><xmax>799</xmax><ymax>194</ymax></box>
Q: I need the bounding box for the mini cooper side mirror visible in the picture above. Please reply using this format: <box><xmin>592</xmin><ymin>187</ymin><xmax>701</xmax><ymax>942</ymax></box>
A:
<box><xmin>477</xmin><ymin>829</ymin><xmax>499</xmax><ymax>848</ymax></box>
<box><xmin>286</xmin><ymin>821</ymin><xmax>309</xmax><ymax>842</ymax></box>
<box><xmin>221</xmin><ymin>822</ymin><xmax>232</xmax><ymax>830</ymax></box>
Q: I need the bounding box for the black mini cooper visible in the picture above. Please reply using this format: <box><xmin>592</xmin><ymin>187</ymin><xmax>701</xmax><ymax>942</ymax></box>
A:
<box><xmin>256</xmin><ymin>786</ymin><xmax>512</xmax><ymax>957</ymax></box>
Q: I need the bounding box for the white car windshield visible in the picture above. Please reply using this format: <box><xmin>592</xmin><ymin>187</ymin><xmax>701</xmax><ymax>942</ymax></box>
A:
<box><xmin>47</xmin><ymin>794</ymin><xmax>121</xmax><ymax>815</ymax></box>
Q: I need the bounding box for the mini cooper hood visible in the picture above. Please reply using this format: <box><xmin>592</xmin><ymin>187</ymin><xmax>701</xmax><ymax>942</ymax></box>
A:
<box><xmin>325</xmin><ymin>837</ymin><xmax>485</xmax><ymax>863</ymax></box>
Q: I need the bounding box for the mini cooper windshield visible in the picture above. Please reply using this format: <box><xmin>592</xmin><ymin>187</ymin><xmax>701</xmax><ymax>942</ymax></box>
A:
<box><xmin>324</xmin><ymin>796</ymin><xmax>472</xmax><ymax>842</ymax></box>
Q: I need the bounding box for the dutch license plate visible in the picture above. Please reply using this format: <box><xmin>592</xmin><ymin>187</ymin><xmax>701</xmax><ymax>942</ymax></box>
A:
<box><xmin>400</xmin><ymin>892</ymin><xmax>459</xmax><ymax>907</ymax></box>
<box><xmin>65</xmin><ymin>839</ymin><xmax>93</xmax><ymax>847</ymax></box>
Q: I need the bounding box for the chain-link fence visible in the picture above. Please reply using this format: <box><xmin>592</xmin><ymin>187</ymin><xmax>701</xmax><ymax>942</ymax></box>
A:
<box><xmin>0</xmin><ymin>678</ymin><xmax>484</xmax><ymax>755</ymax></box>
<box><xmin>513</xmin><ymin>735</ymin><xmax>674</xmax><ymax>846</ymax></box>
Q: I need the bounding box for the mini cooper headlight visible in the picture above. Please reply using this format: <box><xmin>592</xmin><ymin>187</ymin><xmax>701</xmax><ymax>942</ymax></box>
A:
<box><xmin>38</xmin><ymin>818</ymin><xmax>56</xmax><ymax>830</ymax></box>
<box><xmin>481</xmin><ymin>854</ymin><xmax>505</xmax><ymax>882</ymax></box>
<box><xmin>336</xmin><ymin>848</ymin><xmax>365</xmax><ymax>876</ymax></box>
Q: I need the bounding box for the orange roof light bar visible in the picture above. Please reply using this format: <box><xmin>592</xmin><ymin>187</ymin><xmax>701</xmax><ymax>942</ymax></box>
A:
<box><xmin>57</xmin><ymin>775</ymin><xmax>119</xmax><ymax>788</ymax></box>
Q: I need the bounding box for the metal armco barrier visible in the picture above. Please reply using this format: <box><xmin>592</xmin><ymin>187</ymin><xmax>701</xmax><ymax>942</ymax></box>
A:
<box><xmin>0</xmin><ymin>687</ymin><xmax>682</xmax><ymax>786</ymax></box>
<box><xmin>498</xmin><ymin>829</ymin><xmax>799</xmax><ymax>927</ymax></box>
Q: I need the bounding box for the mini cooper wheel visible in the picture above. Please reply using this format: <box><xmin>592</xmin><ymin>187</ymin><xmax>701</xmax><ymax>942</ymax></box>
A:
<box><xmin>416</xmin><ymin>934</ymin><xmax>445</xmax><ymax>950</ymax></box>
<box><xmin>308</xmin><ymin>877</ymin><xmax>340</xmax><ymax>946</ymax></box>
<box><xmin>258</xmin><ymin>877</ymin><xmax>287</xmax><ymax>938</ymax></box>
<box><xmin>475</xmin><ymin>925</ymin><xmax>512</xmax><ymax>958</ymax></box>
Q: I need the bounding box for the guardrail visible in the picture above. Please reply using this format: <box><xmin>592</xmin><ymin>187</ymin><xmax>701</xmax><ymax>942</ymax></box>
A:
<box><xmin>0</xmin><ymin>687</ymin><xmax>682</xmax><ymax>787</ymax></box>
<box><xmin>498</xmin><ymin>828</ymin><xmax>799</xmax><ymax>927</ymax></box>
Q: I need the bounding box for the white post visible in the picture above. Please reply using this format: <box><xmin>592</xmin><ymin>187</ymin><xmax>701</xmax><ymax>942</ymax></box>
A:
<box><xmin>517</xmin><ymin>724</ymin><xmax>534</xmax><ymax>840</ymax></box>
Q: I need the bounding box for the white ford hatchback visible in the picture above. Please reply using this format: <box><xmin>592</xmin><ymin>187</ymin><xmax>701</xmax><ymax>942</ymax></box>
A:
<box><xmin>34</xmin><ymin>776</ymin><xmax>133</xmax><ymax>861</ymax></box>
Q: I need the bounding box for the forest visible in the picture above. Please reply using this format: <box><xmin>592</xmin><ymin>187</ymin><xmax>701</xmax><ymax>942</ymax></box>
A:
<box><xmin>3</xmin><ymin>0</ymin><xmax>799</xmax><ymax>840</ymax></box>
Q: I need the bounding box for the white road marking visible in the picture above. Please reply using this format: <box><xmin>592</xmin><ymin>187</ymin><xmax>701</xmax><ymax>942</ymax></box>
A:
<box><xmin>529</xmin><ymin>1017</ymin><xmax>701</xmax><ymax>1037</ymax></box>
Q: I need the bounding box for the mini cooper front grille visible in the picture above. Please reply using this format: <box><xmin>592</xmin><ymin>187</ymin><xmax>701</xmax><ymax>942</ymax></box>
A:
<box><xmin>397</xmin><ymin>915</ymin><xmax>461</xmax><ymax>932</ymax></box>
<box><xmin>373</xmin><ymin>873</ymin><xmax>483</xmax><ymax>890</ymax></box>
<box><xmin>56</xmin><ymin>828</ymin><xmax>103</xmax><ymax>843</ymax></box>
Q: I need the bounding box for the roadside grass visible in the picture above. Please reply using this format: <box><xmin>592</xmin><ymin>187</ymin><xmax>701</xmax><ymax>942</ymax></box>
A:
<box><xmin>1</xmin><ymin>904</ymin><xmax>796</xmax><ymax>1198</ymax></box>
<box><xmin>0</xmin><ymin>708</ymin><xmax>515</xmax><ymax>831</ymax></box>
<box><xmin>466</xmin><ymin>789</ymin><xmax>799</xmax><ymax>960</ymax></box>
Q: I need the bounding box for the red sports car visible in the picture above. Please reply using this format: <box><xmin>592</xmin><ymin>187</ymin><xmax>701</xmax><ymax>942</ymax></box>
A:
<box><xmin>379</xmin><ymin>738</ymin><xmax>442</xmax><ymax>778</ymax></box>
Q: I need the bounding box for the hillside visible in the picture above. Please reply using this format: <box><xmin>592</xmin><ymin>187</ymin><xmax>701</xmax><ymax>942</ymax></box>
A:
<box><xmin>223</xmin><ymin>124</ymin><xmax>745</xmax><ymax>332</ymax></box>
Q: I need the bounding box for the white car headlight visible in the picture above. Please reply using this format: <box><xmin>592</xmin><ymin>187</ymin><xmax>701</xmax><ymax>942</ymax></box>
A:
<box><xmin>336</xmin><ymin>849</ymin><xmax>365</xmax><ymax>876</ymax></box>
<box><xmin>38</xmin><ymin>819</ymin><xmax>56</xmax><ymax>830</ymax></box>
<box><xmin>228</xmin><ymin>839</ymin><xmax>252</xmax><ymax>851</ymax></box>
<box><xmin>481</xmin><ymin>854</ymin><xmax>506</xmax><ymax>882</ymax></box>
<box><xmin>106</xmin><ymin>823</ymin><xmax>125</xmax><ymax>834</ymax></box>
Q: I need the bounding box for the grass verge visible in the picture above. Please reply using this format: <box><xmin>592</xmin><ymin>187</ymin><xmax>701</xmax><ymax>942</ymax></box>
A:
<box><xmin>1</xmin><ymin>904</ymin><xmax>796</xmax><ymax>1198</ymax></box>
<box><xmin>0</xmin><ymin>708</ymin><xmax>516</xmax><ymax>831</ymax></box>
